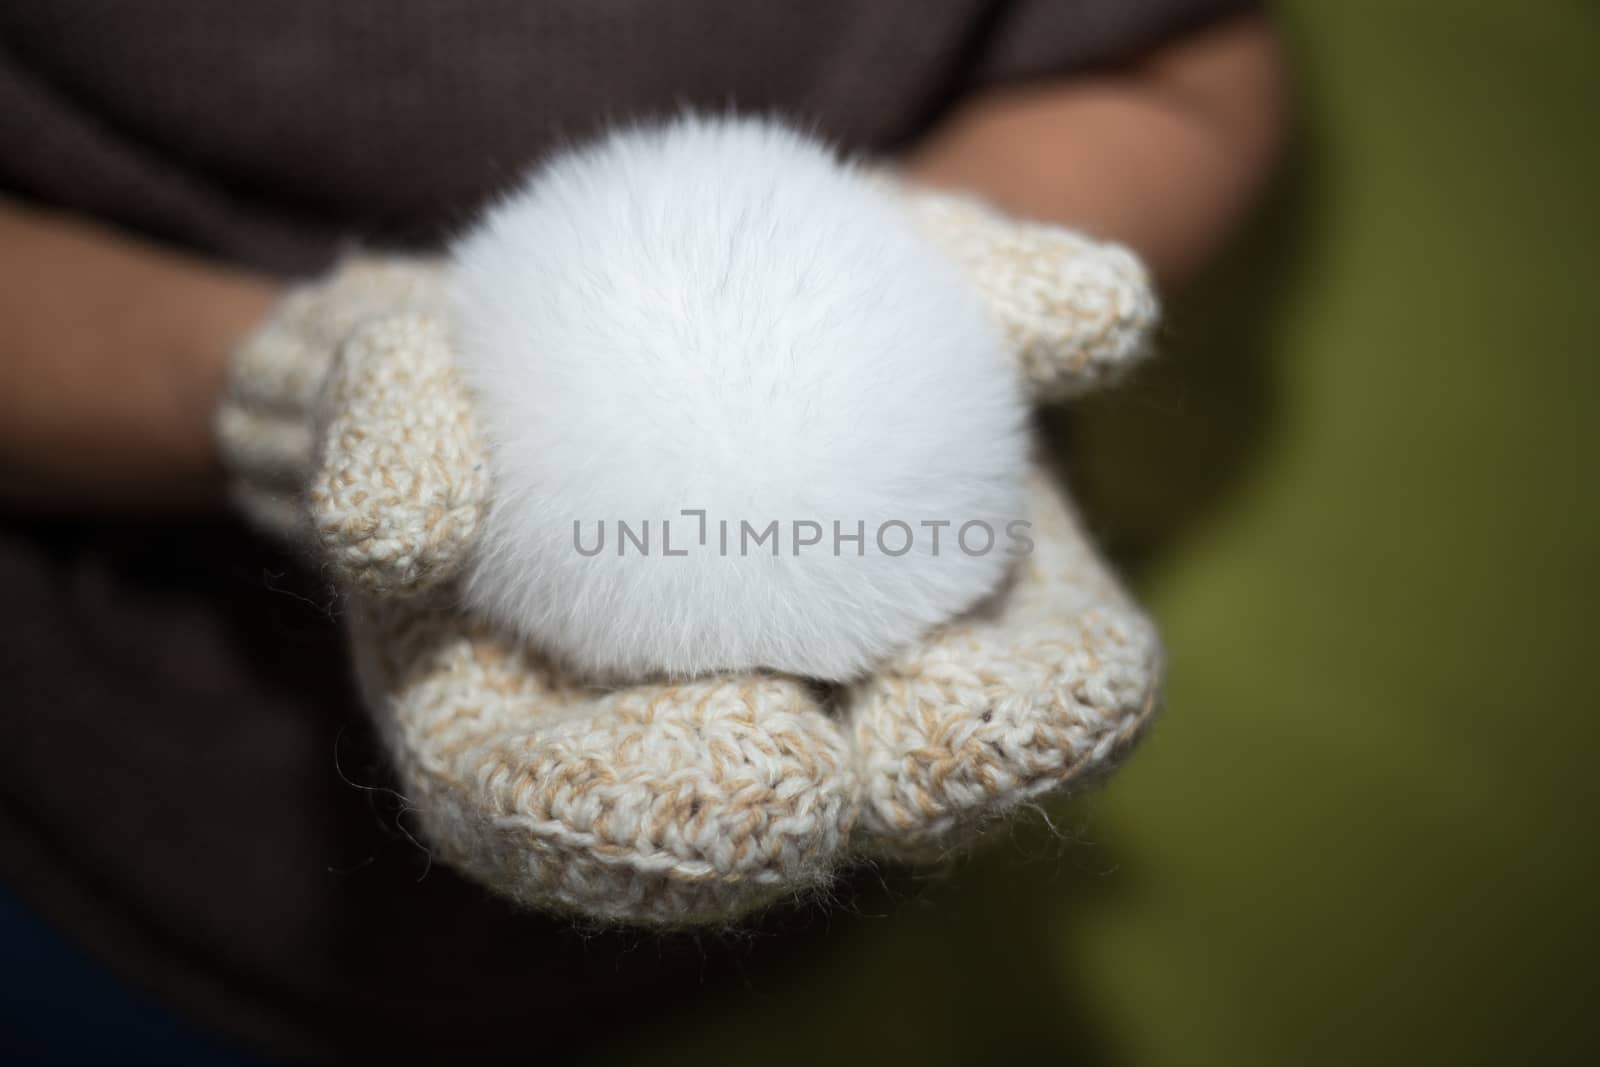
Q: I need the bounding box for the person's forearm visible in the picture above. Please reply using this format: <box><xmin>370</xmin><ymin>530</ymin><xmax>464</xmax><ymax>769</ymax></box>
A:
<box><xmin>905</xmin><ymin>10</ymin><xmax>1287</xmax><ymax>288</ymax></box>
<box><xmin>0</xmin><ymin>198</ymin><xmax>279</xmax><ymax>512</ymax></box>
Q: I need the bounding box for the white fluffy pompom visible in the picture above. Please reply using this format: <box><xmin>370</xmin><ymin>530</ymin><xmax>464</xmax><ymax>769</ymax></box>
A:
<box><xmin>450</xmin><ymin>114</ymin><xmax>1026</xmax><ymax>682</ymax></box>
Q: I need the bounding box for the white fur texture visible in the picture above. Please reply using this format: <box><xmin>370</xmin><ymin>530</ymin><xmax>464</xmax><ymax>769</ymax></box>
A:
<box><xmin>450</xmin><ymin>115</ymin><xmax>1025</xmax><ymax>682</ymax></box>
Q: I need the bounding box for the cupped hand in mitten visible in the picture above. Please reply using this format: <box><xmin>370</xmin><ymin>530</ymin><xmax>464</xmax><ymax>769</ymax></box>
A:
<box><xmin>216</xmin><ymin>256</ymin><xmax>859</xmax><ymax>925</ymax></box>
<box><xmin>845</xmin><ymin>183</ymin><xmax>1165</xmax><ymax>860</ymax></box>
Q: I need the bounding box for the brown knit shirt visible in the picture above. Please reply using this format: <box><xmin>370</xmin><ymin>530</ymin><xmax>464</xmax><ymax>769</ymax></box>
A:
<box><xmin>0</xmin><ymin>2</ymin><xmax>1239</xmax><ymax>1060</ymax></box>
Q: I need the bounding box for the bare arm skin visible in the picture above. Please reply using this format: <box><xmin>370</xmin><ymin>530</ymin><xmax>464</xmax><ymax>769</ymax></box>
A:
<box><xmin>0</xmin><ymin>201</ymin><xmax>279</xmax><ymax>511</ymax></box>
<box><xmin>0</xmin><ymin>9</ymin><xmax>1284</xmax><ymax>514</ymax></box>
<box><xmin>905</xmin><ymin>10</ymin><xmax>1287</xmax><ymax>288</ymax></box>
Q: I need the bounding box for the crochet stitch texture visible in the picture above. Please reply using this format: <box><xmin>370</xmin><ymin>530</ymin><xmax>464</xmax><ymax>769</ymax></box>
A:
<box><xmin>217</xmin><ymin>184</ymin><xmax>1162</xmax><ymax>924</ymax></box>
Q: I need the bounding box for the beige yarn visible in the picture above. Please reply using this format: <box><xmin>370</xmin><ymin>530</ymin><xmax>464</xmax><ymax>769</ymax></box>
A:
<box><xmin>309</xmin><ymin>313</ymin><xmax>488</xmax><ymax>592</ymax></box>
<box><xmin>216</xmin><ymin>185</ymin><xmax>1163</xmax><ymax>925</ymax></box>
<box><xmin>216</xmin><ymin>258</ymin><xmax>449</xmax><ymax>543</ymax></box>
<box><xmin>354</xmin><ymin>592</ymin><xmax>857</xmax><ymax>924</ymax></box>
<box><xmin>886</xmin><ymin>179</ymin><xmax>1160</xmax><ymax>401</ymax></box>
<box><xmin>850</xmin><ymin>466</ymin><xmax>1161</xmax><ymax>860</ymax></box>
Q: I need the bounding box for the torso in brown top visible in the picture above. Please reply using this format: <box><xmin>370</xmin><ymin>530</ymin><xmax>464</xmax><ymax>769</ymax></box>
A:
<box><xmin>0</xmin><ymin>2</ymin><xmax>1237</xmax><ymax>1060</ymax></box>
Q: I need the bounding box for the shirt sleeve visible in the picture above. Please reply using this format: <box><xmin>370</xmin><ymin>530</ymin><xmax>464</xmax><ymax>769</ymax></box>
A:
<box><xmin>969</xmin><ymin>0</ymin><xmax>1259</xmax><ymax>85</ymax></box>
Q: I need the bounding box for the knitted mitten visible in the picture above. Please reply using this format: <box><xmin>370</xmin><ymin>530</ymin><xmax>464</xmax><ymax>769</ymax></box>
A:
<box><xmin>847</xmin><ymin>186</ymin><xmax>1163</xmax><ymax>860</ymax></box>
<box><xmin>216</xmin><ymin>258</ymin><xmax>453</xmax><ymax>545</ymax></box>
<box><xmin>217</xmin><ymin>260</ymin><xmax>858</xmax><ymax>925</ymax></box>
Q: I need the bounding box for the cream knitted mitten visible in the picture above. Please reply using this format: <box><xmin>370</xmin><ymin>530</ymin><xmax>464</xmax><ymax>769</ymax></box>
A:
<box><xmin>217</xmin><ymin>185</ymin><xmax>1160</xmax><ymax>924</ymax></box>
<box><xmin>850</xmin><ymin>187</ymin><xmax>1161</xmax><ymax>860</ymax></box>
<box><xmin>219</xmin><ymin>262</ymin><xmax>856</xmax><ymax>924</ymax></box>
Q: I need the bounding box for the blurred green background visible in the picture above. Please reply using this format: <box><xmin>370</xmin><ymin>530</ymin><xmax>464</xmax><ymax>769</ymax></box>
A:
<box><xmin>621</xmin><ymin>1</ymin><xmax>1599</xmax><ymax>1062</ymax></box>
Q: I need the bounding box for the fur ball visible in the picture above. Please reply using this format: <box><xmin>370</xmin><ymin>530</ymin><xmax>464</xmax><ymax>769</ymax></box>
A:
<box><xmin>450</xmin><ymin>114</ymin><xmax>1026</xmax><ymax>682</ymax></box>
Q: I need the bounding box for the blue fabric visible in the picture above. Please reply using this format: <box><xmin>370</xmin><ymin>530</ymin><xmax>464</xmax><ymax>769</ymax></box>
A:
<box><xmin>0</xmin><ymin>888</ymin><xmax>253</xmax><ymax>1066</ymax></box>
